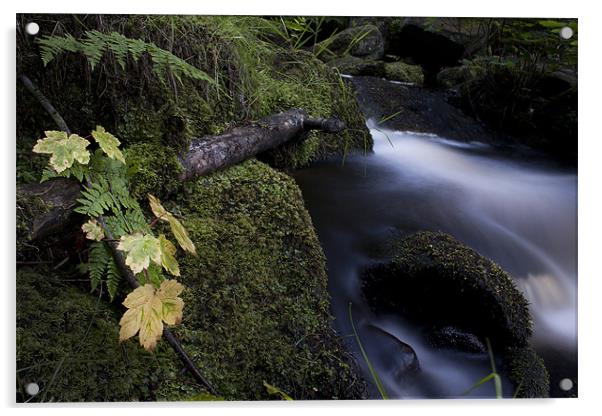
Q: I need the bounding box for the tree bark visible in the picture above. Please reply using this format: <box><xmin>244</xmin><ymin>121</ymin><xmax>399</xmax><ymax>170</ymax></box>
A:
<box><xmin>19</xmin><ymin>109</ymin><xmax>346</xmax><ymax>240</ymax></box>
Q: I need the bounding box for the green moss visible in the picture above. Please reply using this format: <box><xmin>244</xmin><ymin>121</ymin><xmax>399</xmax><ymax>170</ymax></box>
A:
<box><xmin>504</xmin><ymin>346</ymin><xmax>550</xmax><ymax>398</ymax></box>
<box><xmin>156</xmin><ymin>159</ymin><xmax>365</xmax><ymax>400</ymax></box>
<box><xmin>16</xmin><ymin>267</ymin><xmax>183</xmax><ymax>402</ymax></box>
<box><xmin>384</xmin><ymin>61</ymin><xmax>424</xmax><ymax>85</ymax></box>
<box><xmin>362</xmin><ymin>231</ymin><xmax>533</xmax><ymax>347</ymax></box>
<box><xmin>124</xmin><ymin>143</ymin><xmax>183</xmax><ymax>199</ymax></box>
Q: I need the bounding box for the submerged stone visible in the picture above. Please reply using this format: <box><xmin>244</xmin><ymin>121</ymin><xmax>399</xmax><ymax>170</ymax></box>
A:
<box><xmin>361</xmin><ymin>231</ymin><xmax>533</xmax><ymax>347</ymax></box>
<box><xmin>360</xmin><ymin>231</ymin><xmax>550</xmax><ymax>397</ymax></box>
<box><xmin>425</xmin><ymin>326</ymin><xmax>486</xmax><ymax>353</ymax></box>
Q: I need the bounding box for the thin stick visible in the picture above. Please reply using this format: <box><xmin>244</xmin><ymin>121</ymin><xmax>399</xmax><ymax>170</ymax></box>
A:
<box><xmin>21</xmin><ymin>73</ymin><xmax>218</xmax><ymax>396</ymax></box>
<box><xmin>18</xmin><ymin>74</ymin><xmax>71</xmax><ymax>135</ymax></box>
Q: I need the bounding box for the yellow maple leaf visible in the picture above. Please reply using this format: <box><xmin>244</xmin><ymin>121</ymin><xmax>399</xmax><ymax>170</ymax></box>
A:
<box><xmin>148</xmin><ymin>194</ymin><xmax>197</xmax><ymax>256</ymax></box>
<box><xmin>158</xmin><ymin>235</ymin><xmax>180</xmax><ymax>276</ymax></box>
<box><xmin>119</xmin><ymin>280</ymin><xmax>185</xmax><ymax>351</ymax></box>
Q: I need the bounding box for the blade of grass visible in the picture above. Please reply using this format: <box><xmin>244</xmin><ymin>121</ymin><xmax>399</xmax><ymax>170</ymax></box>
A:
<box><xmin>378</xmin><ymin>110</ymin><xmax>403</xmax><ymax>125</ymax></box>
<box><xmin>462</xmin><ymin>373</ymin><xmax>496</xmax><ymax>396</ymax></box>
<box><xmin>348</xmin><ymin>302</ymin><xmax>389</xmax><ymax>399</ymax></box>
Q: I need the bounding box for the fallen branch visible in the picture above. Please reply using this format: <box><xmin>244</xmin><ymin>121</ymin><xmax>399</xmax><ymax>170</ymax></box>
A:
<box><xmin>20</xmin><ymin>110</ymin><xmax>346</xmax><ymax>239</ymax></box>
<box><xmin>180</xmin><ymin>109</ymin><xmax>345</xmax><ymax>181</ymax></box>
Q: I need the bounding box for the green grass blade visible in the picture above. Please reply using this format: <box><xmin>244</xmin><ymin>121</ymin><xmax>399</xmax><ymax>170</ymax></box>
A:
<box><xmin>378</xmin><ymin>110</ymin><xmax>403</xmax><ymax>124</ymax></box>
<box><xmin>461</xmin><ymin>373</ymin><xmax>495</xmax><ymax>396</ymax></box>
<box><xmin>493</xmin><ymin>373</ymin><xmax>503</xmax><ymax>399</ymax></box>
<box><xmin>348</xmin><ymin>302</ymin><xmax>389</xmax><ymax>399</ymax></box>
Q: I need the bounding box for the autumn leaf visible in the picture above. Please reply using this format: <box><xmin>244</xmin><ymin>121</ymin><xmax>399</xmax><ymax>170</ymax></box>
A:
<box><xmin>148</xmin><ymin>194</ymin><xmax>169</xmax><ymax>220</ymax></box>
<box><xmin>117</xmin><ymin>233</ymin><xmax>162</xmax><ymax>274</ymax></box>
<box><xmin>91</xmin><ymin>126</ymin><xmax>125</xmax><ymax>164</ymax></box>
<box><xmin>81</xmin><ymin>219</ymin><xmax>104</xmax><ymax>241</ymax></box>
<box><xmin>156</xmin><ymin>279</ymin><xmax>184</xmax><ymax>325</ymax></box>
<box><xmin>159</xmin><ymin>234</ymin><xmax>180</xmax><ymax>276</ymax></box>
<box><xmin>148</xmin><ymin>194</ymin><xmax>197</xmax><ymax>255</ymax></box>
<box><xmin>33</xmin><ymin>130</ymin><xmax>90</xmax><ymax>173</ymax></box>
<box><xmin>167</xmin><ymin>216</ymin><xmax>197</xmax><ymax>256</ymax></box>
<box><xmin>119</xmin><ymin>280</ymin><xmax>185</xmax><ymax>351</ymax></box>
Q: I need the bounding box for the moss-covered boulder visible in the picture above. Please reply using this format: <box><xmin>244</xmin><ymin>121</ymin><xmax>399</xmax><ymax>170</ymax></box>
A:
<box><xmin>384</xmin><ymin>61</ymin><xmax>424</xmax><ymax>84</ymax></box>
<box><xmin>159</xmin><ymin>159</ymin><xmax>365</xmax><ymax>400</ymax></box>
<box><xmin>16</xmin><ymin>267</ymin><xmax>182</xmax><ymax>402</ymax></box>
<box><xmin>16</xmin><ymin>159</ymin><xmax>365</xmax><ymax>401</ymax></box>
<box><xmin>437</xmin><ymin>64</ymin><xmax>487</xmax><ymax>88</ymax></box>
<box><xmin>361</xmin><ymin>231</ymin><xmax>532</xmax><ymax>347</ymax></box>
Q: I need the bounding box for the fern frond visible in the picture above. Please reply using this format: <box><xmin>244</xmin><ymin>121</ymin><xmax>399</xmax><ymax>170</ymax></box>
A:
<box><xmin>88</xmin><ymin>241</ymin><xmax>111</xmax><ymax>292</ymax></box>
<box><xmin>74</xmin><ymin>180</ymin><xmax>116</xmax><ymax>217</ymax></box>
<box><xmin>106</xmin><ymin>256</ymin><xmax>121</xmax><ymax>300</ymax></box>
<box><xmin>87</xmin><ymin>241</ymin><xmax>122</xmax><ymax>300</ymax></box>
<box><xmin>36</xmin><ymin>30</ymin><xmax>218</xmax><ymax>87</ymax></box>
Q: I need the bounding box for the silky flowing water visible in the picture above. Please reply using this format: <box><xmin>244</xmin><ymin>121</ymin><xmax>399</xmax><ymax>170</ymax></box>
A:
<box><xmin>294</xmin><ymin>119</ymin><xmax>577</xmax><ymax>399</ymax></box>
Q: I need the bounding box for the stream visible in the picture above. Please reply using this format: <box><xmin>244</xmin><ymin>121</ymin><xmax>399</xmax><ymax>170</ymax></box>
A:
<box><xmin>294</xmin><ymin>83</ymin><xmax>577</xmax><ymax>398</ymax></box>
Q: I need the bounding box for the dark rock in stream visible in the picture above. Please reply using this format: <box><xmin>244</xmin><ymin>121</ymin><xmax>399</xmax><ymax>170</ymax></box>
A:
<box><xmin>361</xmin><ymin>231</ymin><xmax>533</xmax><ymax>347</ymax></box>
<box><xmin>361</xmin><ymin>231</ymin><xmax>551</xmax><ymax>397</ymax></box>
<box><xmin>368</xmin><ymin>324</ymin><xmax>421</xmax><ymax>376</ymax></box>
<box><xmin>425</xmin><ymin>326</ymin><xmax>486</xmax><ymax>353</ymax></box>
<box><xmin>348</xmin><ymin>75</ymin><xmax>510</xmax><ymax>144</ymax></box>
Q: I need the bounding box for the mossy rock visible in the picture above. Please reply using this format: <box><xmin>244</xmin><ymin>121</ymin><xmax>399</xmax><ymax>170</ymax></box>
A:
<box><xmin>317</xmin><ymin>24</ymin><xmax>385</xmax><ymax>61</ymax></box>
<box><xmin>325</xmin><ymin>55</ymin><xmax>385</xmax><ymax>77</ymax></box>
<box><xmin>384</xmin><ymin>61</ymin><xmax>424</xmax><ymax>85</ymax></box>
<box><xmin>504</xmin><ymin>346</ymin><xmax>550</xmax><ymax>398</ymax></box>
<box><xmin>361</xmin><ymin>231</ymin><xmax>533</xmax><ymax>347</ymax></box>
<box><xmin>16</xmin><ymin>267</ymin><xmax>183</xmax><ymax>402</ymax></box>
<box><xmin>437</xmin><ymin>64</ymin><xmax>486</xmax><ymax>88</ymax></box>
<box><xmin>152</xmin><ymin>159</ymin><xmax>365</xmax><ymax>400</ymax></box>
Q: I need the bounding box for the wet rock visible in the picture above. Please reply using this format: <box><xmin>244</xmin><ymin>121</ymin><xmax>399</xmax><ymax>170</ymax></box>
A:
<box><xmin>361</xmin><ymin>231</ymin><xmax>533</xmax><ymax>348</ymax></box>
<box><xmin>349</xmin><ymin>75</ymin><xmax>505</xmax><ymax>143</ymax></box>
<box><xmin>368</xmin><ymin>325</ymin><xmax>420</xmax><ymax>376</ymax></box>
<box><xmin>361</xmin><ymin>231</ymin><xmax>550</xmax><ymax>397</ymax></box>
<box><xmin>388</xmin><ymin>23</ymin><xmax>464</xmax><ymax>86</ymax></box>
<box><xmin>425</xmin><ymin>326</ymin><xmax>486</xmax><ymax>353</ymax></box>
